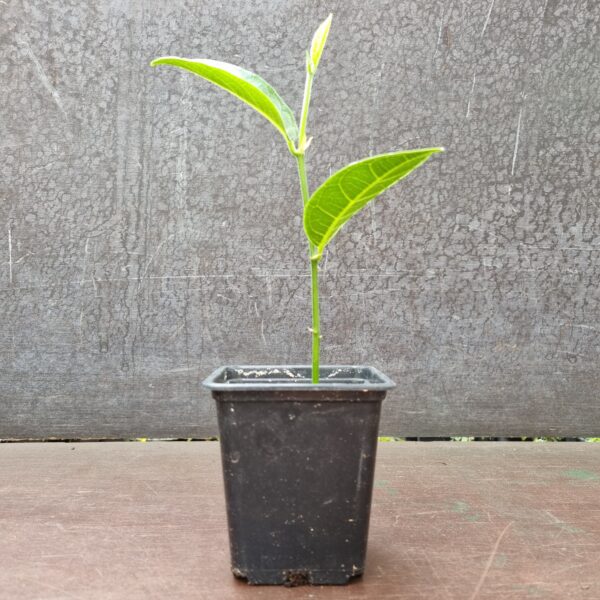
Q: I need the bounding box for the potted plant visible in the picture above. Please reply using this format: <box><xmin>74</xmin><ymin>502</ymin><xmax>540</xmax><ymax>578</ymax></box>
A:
<box><xmin>151</xmin><ymin>14</ymin><xmax>442</xmax><ymax>586</ymax></box>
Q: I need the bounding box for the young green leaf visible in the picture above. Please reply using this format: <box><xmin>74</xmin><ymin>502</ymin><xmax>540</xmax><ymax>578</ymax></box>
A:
<box><xmin>309</xmin><ymin>14</ymin><xmax>333</xmax><ymax>73</ymax></box>
<box><xmin>303</xmin><ymin>148</ymin><xmax>443</xmax><ymax>256</ymax></box>
<box><xmin>150</xmin><ymin>57</ymin><xmax>299</xmax><ymax>146</ymax></box>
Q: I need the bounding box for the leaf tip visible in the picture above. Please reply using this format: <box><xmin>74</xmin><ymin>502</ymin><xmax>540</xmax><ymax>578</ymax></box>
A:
<box><xmin>150</xmin><ymin>57</ymin><xmax>169</xmax><ymax>68</ymax></box>
<box><xmin>309</xmin><ymin>14</ymin><xmax>333</xmax><ymax>73</ymax></box>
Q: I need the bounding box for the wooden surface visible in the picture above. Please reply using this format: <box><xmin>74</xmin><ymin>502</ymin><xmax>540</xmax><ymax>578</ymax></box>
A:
<box><xmin>3</xmin><ymin>0</ymin><xmax>600</xmax><ymax>441</ymax></box>
<box><xmin>1</xmin><ymin>442</ymin><xmax>599</xmax><ymax>599</ymax></box>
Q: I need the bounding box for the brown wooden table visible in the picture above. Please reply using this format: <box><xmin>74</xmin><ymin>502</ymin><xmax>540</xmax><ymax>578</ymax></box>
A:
<box><xmin>1</xmin><ymin>442</ymin><xmax>599</xmax><ymax>599</ymax></box>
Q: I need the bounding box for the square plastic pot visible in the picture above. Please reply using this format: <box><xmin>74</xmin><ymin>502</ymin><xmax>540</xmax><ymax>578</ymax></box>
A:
<box><xmin>203</xmin><ymin>365</ymin><xmax>395</xmax><ymax>586</ymax></box>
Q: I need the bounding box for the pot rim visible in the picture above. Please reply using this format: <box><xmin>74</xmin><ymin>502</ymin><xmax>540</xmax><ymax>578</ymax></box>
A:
<box><xmin>202</xmin><ymin>364</ymin><xmax>396</xmax><ymax>392</ymax></box>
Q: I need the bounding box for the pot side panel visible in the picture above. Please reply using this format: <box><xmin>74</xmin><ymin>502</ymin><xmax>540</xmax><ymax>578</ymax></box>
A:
<box><xmin>215</xmin><ymin>395</ymin><xmax>383</xmax><ymax>585</ymax></box>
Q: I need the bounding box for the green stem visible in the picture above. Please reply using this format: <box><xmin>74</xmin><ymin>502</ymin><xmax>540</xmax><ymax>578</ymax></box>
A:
<box><xmin>295</xmin><ymin>154</ymin><xmax>320</xmax><ymax>383</ymax></box>
<box><xmin>298</xmin><ymin>68</ymin><xmax>313</xmax><ymax>149</ymax></box>
<box><xmin>310</xmin><ymin>257</ymin><xmax>320</xmax><ymax>383</ymax></box>
<box><xmin>296</xmin><ymin>155</ymin><xmax>310</xmax><ymax>210</ymax></box>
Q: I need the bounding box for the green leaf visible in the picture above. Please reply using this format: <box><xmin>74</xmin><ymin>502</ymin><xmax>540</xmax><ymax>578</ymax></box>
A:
<box><xmin>309</xmin><ymin>14</ymin><xmax>333</xmax><ymax>73</ymax></box>
<box><xmin>304</xmin><ymin>148</ymin><xmax>443</xmax><ymax>255</ymax></box>
<box><xmin>150</xmin><ymin>57</ymin><xmax>298</xmax><ymax>146</ymax></box>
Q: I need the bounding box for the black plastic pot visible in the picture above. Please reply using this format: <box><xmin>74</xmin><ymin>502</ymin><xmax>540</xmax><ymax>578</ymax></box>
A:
<box><xmin>202</xmin><ymin>365</ymin><xmax>395</xmax><ymax>586</ymax></box>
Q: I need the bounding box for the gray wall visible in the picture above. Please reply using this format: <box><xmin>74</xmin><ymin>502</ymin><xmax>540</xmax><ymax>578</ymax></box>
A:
<box><xmin>1</xmin><ymin>0</ymin><xmax>599</xmax><ymax>439</ymax></box>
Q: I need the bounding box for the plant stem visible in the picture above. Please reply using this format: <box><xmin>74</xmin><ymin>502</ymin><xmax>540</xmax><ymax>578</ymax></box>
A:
<box><xmin>310</xmin><ymin>256</ymin><xmax>320</xmax><ymax>382</ymax></box>
<box><xmin>295</xmin><ymin>60</ymin><xmax>321</xmax><ymax>383</ymax></box>
<box><xmin>296</xmin><ymin>155</ymin><xmax>310</xmax><ymax>209</ymax></box>
<box><xmin>295</xmin><ymin>154</ymin><xmax>320</xmax><ymax>383</ymax></box>
<box><xmin>298</xmin><ymin>60</ymin><xmax>314</xmax><ymax>149</ymax></box>
<box><xmin>291</xmin><ymin>56</ymin><xmax>323</xmax><ymax>383</ymax></box>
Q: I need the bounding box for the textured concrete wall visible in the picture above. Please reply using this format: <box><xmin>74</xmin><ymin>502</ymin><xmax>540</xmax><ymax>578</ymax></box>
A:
<box><xmin>1</xmin><ymin>0</ymin><xmax>599</xmax><ymax>439</ymax></box>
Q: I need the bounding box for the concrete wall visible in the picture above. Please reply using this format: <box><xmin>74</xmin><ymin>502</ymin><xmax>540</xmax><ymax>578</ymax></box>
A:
<box><xmin>1</xmin><ymin>0</ymin><xmax>599</xmax><ymax>438</ymax></box>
